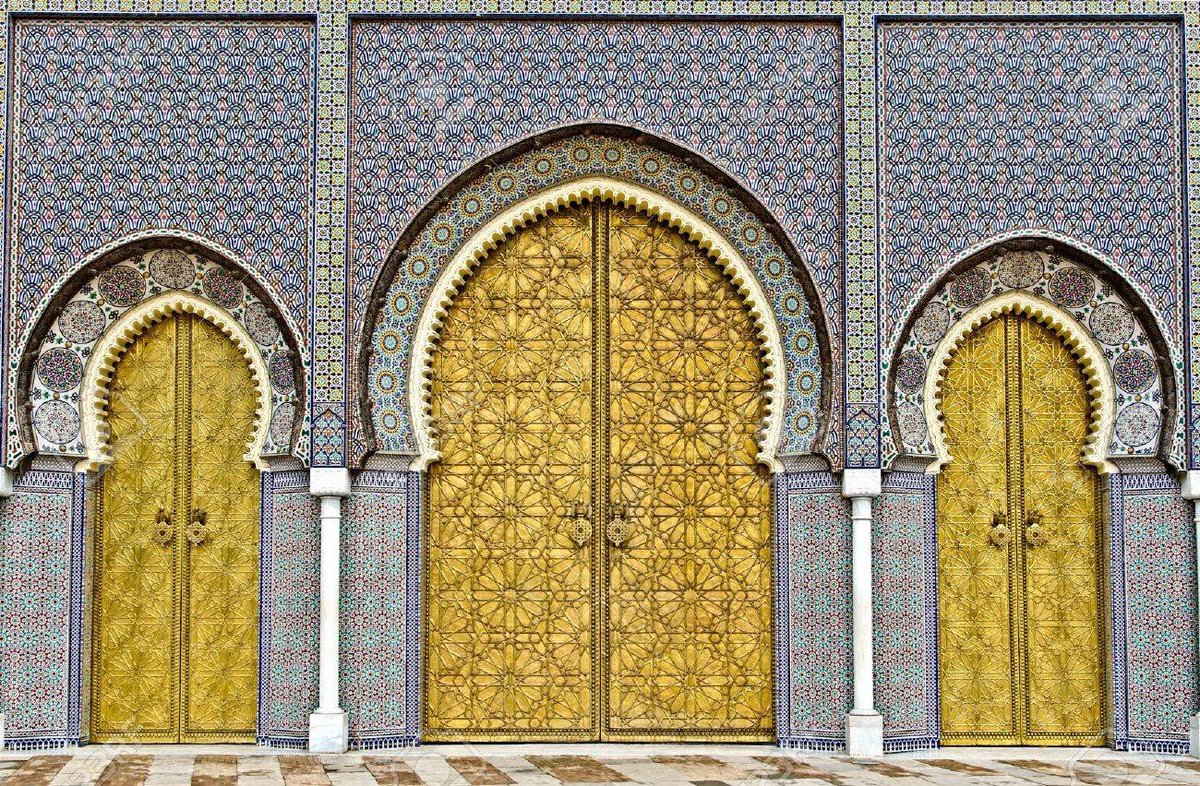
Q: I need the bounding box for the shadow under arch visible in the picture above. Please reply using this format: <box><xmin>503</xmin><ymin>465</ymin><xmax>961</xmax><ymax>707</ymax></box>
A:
<box><xmin>887</xmin><ymin>234</ymin><xmax>1180</xmax><ymax>471</ymax></box>
<box><xmin>13</xmin><ymin>232</ymin><xmax>308</xmax><ymax>468</ymax></box>
<box><xmin>356</xmin><ymin>121</ymin><xmax>837</xmax><ymax>468</ymax></box>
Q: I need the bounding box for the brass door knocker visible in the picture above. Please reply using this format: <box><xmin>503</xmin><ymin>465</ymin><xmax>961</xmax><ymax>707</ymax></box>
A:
<box><xmin>1025</xmin><ymin>512</ymin><xmax>1047</xmax><ymax>548</ymax></box>
<box><xmin>608</xmin><ymin>502</ymin><xmax>632</xmax><ymax>547</ymax></box>
<box><xmin>988</xmin><ymin>511</ymin><xmax>1011</xmax><ymax>548</ymax></box>
<box><xmin>187</xmin><ymin>509</ymin><xmax>212</xmax><ymax>547</ymax></box>
<box><xmin>564</xmin><ymin>500</ymin><xmax>592</xmax><ymax>547</ymax></box>
<box><xmin>152</xmin><ymin>508</ymin><xmax>173</xmax><ymax>547</ymax></box>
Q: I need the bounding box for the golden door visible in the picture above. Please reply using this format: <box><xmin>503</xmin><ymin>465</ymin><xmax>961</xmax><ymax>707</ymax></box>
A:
<box><xmin>425</xmin><ymin>202</ymin><xmax>773</xmax><ymax>741</ymax></box>
<box><xmin>91</xmin><ymin>313</ymin><xmax>260</xmax><ymax>743</ymax></box>
<box><xmin>937</xmin><ymin>313</ymin><xmax>1103</xmax><ymax>746</ymax></box>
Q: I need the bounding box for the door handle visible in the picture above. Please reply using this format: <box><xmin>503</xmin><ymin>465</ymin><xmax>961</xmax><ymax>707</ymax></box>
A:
<box><xmin>564</xmin><ymin>500</ymin><xmax>591</xmax><ymax>547</ymax></box>
<box><xmin>1025</xmin><ymin>512</ymin><xmax>1047</xmax><ymax>548</ymax></box>
<box><xmin>988</xmin><ymin>511</ymin><xmax>1011</xmax><ymax>548</ymax></box>
<box><xmin>152</xmin><ymin>508</ymin><xmax>173</xmax><ymax>547</ymax></box>
<box><xmin>187</xmin><ymin>509</ymin><xmax>212</xmax><ymax>547</ymax></box>
<box><xmin>607</xmin><ymin>502</ymin><xmax>632</xmax><ymax>548</ymax></box>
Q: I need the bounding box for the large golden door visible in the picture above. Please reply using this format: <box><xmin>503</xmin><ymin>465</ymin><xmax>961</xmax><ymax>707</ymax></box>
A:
<box><xmin>91</xmin><ymin>313</ymin><xmax>260</xmax><ymax>743</ymax></box>
<box><xmin>425</xmin><ymin>202</ymin><xmax>773</xmax><ymax>741</ymax></box>
<box><xmin>937</xmin><ymin>313</ymin><xmax>1103</xmax><ymax>746</ymax></box>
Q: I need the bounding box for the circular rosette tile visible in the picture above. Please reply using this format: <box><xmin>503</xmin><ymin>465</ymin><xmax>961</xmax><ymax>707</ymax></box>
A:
<box><xmin>98</xmin><ymin>265</ymin><xmax>146</xmax><ymax>307</ymax></box>
<box><xmin>36</xmin><ymin>348</ymin><xmax>84</xmax><ymax>392</ymax></box>
<box><xmin>996</xmin><ymin>251</ymin><xmax>1044</xmax><ymax>289</ymax></box>
<box><xmin>1088</xmin><ymin>301</ymin><xmax>1134</xmax><ymax>346</ymax></box>
<box><xmin>202</xmin><ymin>267</ymin><xmax>246</xmax><ymax>310</ymax></box>
<box><xmin>1047</xmin><ymin>267</ymin><xmax>1095</xmax><ymax>309</ymax></box>
<box><xmin>949</xmin><ymin>267</ymin><xmax>992</xmax><ymax>309</ymax></box>
<box><xmin>244</xmin><ymin>302</ymin><xmax>281</xmax><ymax>346</ymax></box>
<box><xmin>268</xmin><ymin>352</ymin><xmax>296</xmax><ymax>392</ymax></box>
<box><xmin>896</xmin><ymin>402</ymin><xmax>927</xmax><ymax>446</ymax></box>
<box><xmin>269</xmin><ymin>402</ymin><xmax>295</xmax><ymax>449</ymax></box>
<box><xmin>913</xmin><ymin>302</ymin><xmax>950</xmax><ymax>346</ymax></box>
<box><xmin>57</xmin><ymin>300</ymin><xmax>107</xmax><ymax>344</ymax></box>
<box><xmin>1113</xmin><ymin>350</ymin><xmax>1157</xmax><ymax>394</ymax></box>
<box><xmin>1115</xmin><ymin>402</ymin><xmax>1160</xmax><ymax>448</ymax></box>
<box><xmin>149</xmin><ymin>249</ymin><xmax>197</xmax><ymax>289</ymax></box>
<box><xmin>895</xmin><ymin>350</ymin><xmax>926</xmax><ymax>392</ymax></box>
<box><xmin>33</xmin><ymin>400</ymin><xmax>81</xmax><ymax>444</ymax></box>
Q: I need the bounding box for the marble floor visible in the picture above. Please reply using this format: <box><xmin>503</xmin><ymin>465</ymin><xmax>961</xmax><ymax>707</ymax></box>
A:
<box><xmin>2</xmin><ymin>744</ymin><xmax>1199</xmax><ymax>785</ymax></box>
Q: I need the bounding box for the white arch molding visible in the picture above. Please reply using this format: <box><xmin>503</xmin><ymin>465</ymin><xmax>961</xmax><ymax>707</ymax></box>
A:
<box><xmin>407</xmin><ymin>175</ymin><xmax>788</xmax><ymax>473</ymax></box>
<box><xmin>79</xmin><ymin>291</ymin><xmax>273</xmax><ymax>473</ymax></box>
<box><xmin>923</xmin><ymin>291</ymin><xmax>1117</xmax><ymax>476</ymax></box>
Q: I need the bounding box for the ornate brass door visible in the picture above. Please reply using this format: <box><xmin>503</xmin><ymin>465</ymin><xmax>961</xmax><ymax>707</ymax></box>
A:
<box><xmin>91</xmin><ymin>313</ymin><xmax>260</xmax><ymax>743</ymax></box>
<box><xmin>425</xmin><ymin>202</ymin><xmax>773</xmax><ymax>741</ymax></box>
<box><xmin>937</xmin><ymin>313</ymin><xmax>1103</xmax><ymax>746</ymax></box>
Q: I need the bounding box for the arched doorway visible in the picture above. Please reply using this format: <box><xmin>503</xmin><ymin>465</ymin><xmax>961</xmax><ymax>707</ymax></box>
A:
<box><xmin>89</xmin><ymin>312</ymin><xmax>260</xmax><ymax>742</ymax></box>
<box><xmin>936</xmin><ymin>311</ymin><xmax>1103</xmax><ymax>746</ymax></box>
<box><xmin>423</xmin><ymin>201</ymin><xmax>774</xmax><ymax>741</ymax></box>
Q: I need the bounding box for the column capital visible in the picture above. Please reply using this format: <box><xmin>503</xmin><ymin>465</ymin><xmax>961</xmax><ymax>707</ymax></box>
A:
<box><xmin>841</xmin><ymin>468</ymin><xmax>882</xmax><ymax>499</ymax></box>
<box><xmin>1181</xmin><ymin>470</ymin><xmax>1200</xmax><ymax>500</ymax></box>
<box><xmin>310</xmin><ymin>467</ymin><xmax>352</xmax><ymax>498</ymax></box>
<box><xmin>0</xmin><ymin>467</ymin><xmax>15</xmax><ymax>498</ymax></box>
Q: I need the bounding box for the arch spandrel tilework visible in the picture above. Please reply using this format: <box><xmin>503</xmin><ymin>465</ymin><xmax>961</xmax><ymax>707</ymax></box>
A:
<box><xmin>18</xmin><ymin>245</ymin><xmax>308</xmax><ymax>467</ymax></box>
<box><xmin>878</xmin><ymin>20</ymin><xmax>1185</xmax><ymax>425</ymax></box>
<box><xmin>363</xmin><ymin>136</ymin><xmax>832</xmax><ymax>466</ymax></box>
<box><xmin>887</xmin><ymin>245</ymin><xmax>1180</xmax><ymax>469</ymax></box>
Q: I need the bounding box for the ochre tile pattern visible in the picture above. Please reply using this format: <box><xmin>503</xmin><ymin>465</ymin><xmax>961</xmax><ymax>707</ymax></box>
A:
<box><xmin>1</xmin><ymin>749</ymin><xmax>1196</xmax><ymax>785</ymax></box>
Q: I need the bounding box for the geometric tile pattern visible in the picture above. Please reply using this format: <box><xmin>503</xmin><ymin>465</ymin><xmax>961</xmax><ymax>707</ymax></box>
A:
<box><xmin>873</xmin><ymin>471</ymin><xmax>938</xmax><ymax>752</ymax></box>
<box><xmin>349</xmin><ymin>18</ymin><xmax>842</xmax><ymax>465</ymax></box>
<box><xmin>0</xmin><ymin>467</ymin><xmax>82</xmax><ymax>750</ymax></box>
<box><xmin>341</xmin><ymin>469</ymin><xmax>420</xmax><ymax>749</ymax></box>
<box><xmin>363</xmin><ymin>134</ymin><xmax>832</xmax><ymax>463</ymax></box>
<box><xmin>888</xmin><ymin>246</ymin><xmax>1180</xmax><ymax>467</ymax></box>
<box><xmin>878</xmin><ymin>21</ymin><xmax>1185</xmax><ymax>404</ymax></box>
<box><xmin>1109</xmin><ymin>469</ymin><xmax>1198</xmax><ymax>754</ymax></box>
<box><xmin>258</xmin><ymin>469</ymin><xmax>320</xmax><ymax>749</ymax></box>
<box><xmin>7</xmin><ymin>17</ymin><xmax>315</xmax><ymax>465</ymax></box>
<box><xmin>775</xmin><ymin>470</ymin><xmax>852</xmax><ymax>750</ymax></box>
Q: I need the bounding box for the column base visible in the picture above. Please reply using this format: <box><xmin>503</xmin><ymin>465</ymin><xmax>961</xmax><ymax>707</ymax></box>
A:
<box><xmin>309</xmin><ymin>710</ymin><xmax>348</xmax><ymax>753</ymax></box>
<box><xmin>1190</xmin><ymin>713</ymin><xmax>1200</xmax><ymax>757</ymax></box>
<box><xmin>845</xmin><ymin>711</ymin><xmax>883</xmax><ymax>758</ymax></box>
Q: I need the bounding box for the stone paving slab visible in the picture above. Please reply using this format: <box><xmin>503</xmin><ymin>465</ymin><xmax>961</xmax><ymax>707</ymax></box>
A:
<box><xmin>1</xmin><ymin>746</ymin><xmax>1199</xmax><ymax>785</ymax></box>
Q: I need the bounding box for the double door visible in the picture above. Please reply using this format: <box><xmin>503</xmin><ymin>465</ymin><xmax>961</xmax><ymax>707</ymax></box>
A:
<box><xmin>90</xmin><ymin>313</ymin><xmax>260</xmax><ymax>742</ymax></box>
<box><xmin>937</xmin><ymin>313</ymin><xmax>1103</xmax><ymax>745</ymax></box>
<box><xmin>424</xmin><ymin>202</ymin><xmax>774</xmax><ymax>741</ymax></box>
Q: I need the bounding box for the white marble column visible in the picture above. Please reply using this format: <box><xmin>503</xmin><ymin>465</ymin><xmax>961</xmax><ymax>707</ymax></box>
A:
<box><xmin>1183</xmin><ymin>471</ymin><xmax>1200</xmax><ymax>757</ymax></box>
<box><xmin>842</xmin><ymin>468</ymin><xmax>883</xmax><ymax>757</ymax></box>
<box><xmin>308</xmin><ymin>467</ymin><xmax>351</xmax><ymax>753</ymax></box>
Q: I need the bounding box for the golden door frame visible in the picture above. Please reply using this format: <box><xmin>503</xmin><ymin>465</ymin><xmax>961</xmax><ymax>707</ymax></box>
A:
<box><xmin>924</xmin><ymin>290</ymin><xmax>1118</xmax><ymax>746</ymax></box>
<box><xmin>413</xmin><ymin>183</ymin><xmax>789</xmax><ymax>741</ymax></box>
<box><xmin>407</xmin><ymin>176</ymin><xmax>788</xmax><ymax>473</ymax></box>
<box><xmin>78</xmin><ymin>291</ymin><xmax>274</xmax><ymax>740</ymax></box>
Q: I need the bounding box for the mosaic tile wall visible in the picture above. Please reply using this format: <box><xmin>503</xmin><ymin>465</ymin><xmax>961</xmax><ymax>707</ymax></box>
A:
<box><xmin>0</xmin><ymin>468</ymin><xmax>82</xmax><ymax>750</ymax></box>
<box><xmin>341</xmin><ymin>468</ymin><xmax>420</xmax><ymax>749</ymax></box>
<box><xmin>349</xmin><ymin>17</ymin><xmax>843</xmax><ymax>466</ymax></box>
<box><xmin>878</xmin><ymin>19</ymin><xmax>1186</xmax><ymax>464</ymax></box>
<box><xmin>873</xmin><ymin>471</ymin><xmax>938</xmax><ymax>753</ymax></box>
<box><xmin>258</xmin><ymin>469</ymin><xmax>320</xmax><ymax>748</ymax></box>
<box><xmin>5</xmin><ymin>17</ymin><xmax>316</xmax><ymax>465</ymax></box>
<box><xmin>1110</xmin><ymin>470</ymin><xmax>1198</xmax><ymax>754</ymax></box>
<box><xmin>775</xmin><ymin>469</ymin><xmax>852</xmax><ymax>750</ymax></box>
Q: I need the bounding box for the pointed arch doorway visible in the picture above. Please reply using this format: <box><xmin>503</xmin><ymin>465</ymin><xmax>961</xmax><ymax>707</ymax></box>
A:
<box><xmin>90</xmin><ymin>311</ymin><xmax>261</xmax><ymax>742</ymax></box>
<box><xmin>936</xmin><ymin>310</ymin><xmax>1104</xmax><ymax>746</ymax></box>
<box><xmin>423</xmin><ymin>201</ymin><xmax>775</xmax><ymax>742</ymax></box>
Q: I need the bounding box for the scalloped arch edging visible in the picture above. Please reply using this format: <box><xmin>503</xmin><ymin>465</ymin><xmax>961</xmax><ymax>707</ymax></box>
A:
<box><xmin>407</xmin><ymin>175</ymin><xmax>787</xmax><ymax>473</ymax></box>
<box><xmin>924</xmin><ymin>291</ymin><xmax>1116</xmax><ymax>476</ymax></box>
<box><xmin>79</xmin><ymin>291</ymin><xmax>273</xmax><ymax>473</ymax></box>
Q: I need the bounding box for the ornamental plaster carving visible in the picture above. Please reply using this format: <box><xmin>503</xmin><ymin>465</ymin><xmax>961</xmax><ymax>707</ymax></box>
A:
<box><xmin>79</xmin><ymin>292</ymin><xmax>273</xmax><ymax>473</ymax></box>
<box><xmin>924</xmin><ymin>291</ymin><xmax>1116</xmax><ymax>476</ymax></box>
<box><xmin>408</xmin><ymin>176</ymin><xmax>787</xmax><ymax>473</ymax></box>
